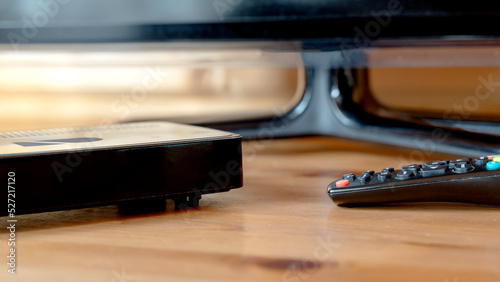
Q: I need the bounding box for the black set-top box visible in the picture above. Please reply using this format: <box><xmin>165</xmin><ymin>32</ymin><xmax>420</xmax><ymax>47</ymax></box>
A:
<box><xmin>0</xmin><ymin>122</ymin><xmax>243</xmax><ymax>215</ymax></box>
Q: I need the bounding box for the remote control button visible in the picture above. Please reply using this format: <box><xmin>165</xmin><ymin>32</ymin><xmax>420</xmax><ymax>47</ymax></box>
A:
<box><xmin>335</xmin><ymin>179</ymin><xmax>350</xmax><ymax>187</ymax></box>
<box><xmin>382</xmin><ymin>167</ymin><xmax>394</xmax><ymax>173</ymax></box>
<box><xmin>488</xmin><ymin>155</ymin><xmax>495</xmax><ymax>160</ymax></box>
<box><xmin>421</xmin><ymin>165</ymin><xmax>449</xmax><ymax>177</ymax></box>
<box><xmin>452</xmin><ymin>161</ymin><xmax>473</xmax><ymax>173</ymax></box>
<box><xmin>423</xmin><ymin>161</ymin><xmax>448</xmax><ymax>168</ymax></box>
<box><xmin>359</xmin><ymin>172</ymin><xmax>372</xmax><ymax>184</ymax></box>
<box><xmin>342</xmin><ymin>174</ymin><xmax>356</xmax><ymax>182</ymax></box>
<box><xmin>396</xmin><ymin>170</ymin><xmax>415</xmax><ymax>180</ymax></box>
<box><xmin>448</xmin><ymin>163</ymin><xmax>458</xmax><ymax>169</ymax></box>
<box><xmin>402</xmin><ymin>164</ymin><xmax>421</xmax><ymax>172</ymax></box>
<box><xmin>486</xmin><ymin>161</ymin><xmax>500</xmax><ymax>171</ymax></box>
<box><xmin>377</xmin><ymin>171</ymin><xmax>392</xmax><ymax>181</ymax></box>
<box><xmin>360</xmin><ymin>171</ymin><xmax>373</xmax><ymax>179</ymax></box>
<box><xmin>473</xmin><ymin>157</ymin><xmax>489</xmax><ymax>168</ymax></box>
<box><xmin>449</xmin><ymin>160</ymin><xmax>471</xmax><ymax>169</ymax></box>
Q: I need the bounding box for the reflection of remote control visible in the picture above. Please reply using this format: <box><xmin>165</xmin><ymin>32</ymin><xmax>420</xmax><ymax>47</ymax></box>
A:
<box><xmin>327</xmin><ymin>156</ymin><xmax>500</xmax><ymax>207</ymax></box>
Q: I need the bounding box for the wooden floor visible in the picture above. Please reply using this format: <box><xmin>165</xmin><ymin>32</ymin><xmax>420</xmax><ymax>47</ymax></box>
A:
<box><xmin>1</xmin><ymin>136</ymin><xmax>500</xmax><ymax>282</ymax></box>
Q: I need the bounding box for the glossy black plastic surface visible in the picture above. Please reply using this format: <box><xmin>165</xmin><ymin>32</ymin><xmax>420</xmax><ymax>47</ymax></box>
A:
<box><xmin>328</xmin><ymin>156</ymin><xmax>500</xmax><ymax>206</ymax></box>
<box><xmin>0</xmin><ymin>127</ymin><xmax>242</xmax><ymax>215</ymax></box>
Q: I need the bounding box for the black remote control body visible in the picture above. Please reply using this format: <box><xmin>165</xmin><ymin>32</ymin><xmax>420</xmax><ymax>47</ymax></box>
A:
<box><xmin>328</xmin><ymin>156</ymin><xmax>500</xmax><ymax>207</ymax></box>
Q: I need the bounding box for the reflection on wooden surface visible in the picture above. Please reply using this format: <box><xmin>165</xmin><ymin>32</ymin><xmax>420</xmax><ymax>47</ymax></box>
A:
<box><xmin>1</xmin><ymin>137</ymin><xmax>499</xmax><ymax>281</ymax></box>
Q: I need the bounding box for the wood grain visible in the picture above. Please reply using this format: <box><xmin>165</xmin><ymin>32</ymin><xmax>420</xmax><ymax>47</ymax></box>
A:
<box><xmin>1</xmin><ymin>136</ymin><xmax>499</xmax><ymax>282</ymax></box>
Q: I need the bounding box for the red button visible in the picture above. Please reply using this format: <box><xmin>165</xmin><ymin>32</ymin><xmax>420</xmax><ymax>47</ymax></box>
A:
<box><xmin>335</xmin><ymin>179</ymin><xmax>350</xmax><ymax>187</ymax></box>
<box><xmin>488</xmin><ymin>155</ymin><xmax>495</xmax><ymax>160</ymax></box>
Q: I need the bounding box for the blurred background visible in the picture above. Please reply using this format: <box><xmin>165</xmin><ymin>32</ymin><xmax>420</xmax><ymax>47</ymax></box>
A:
<box><xmin>3</xmin><ymin>44</ymin><xmax>500</xmax><ymax>133</ymax></box>
<box><xmin>2</xmin><ymin>0</ymin><xmax>500</xmax><ymax>136</ymax></box>
<box><xmin>0</xmin><ymin>44</ymin><xmax>305</xmax><ymax>132</ymax></box>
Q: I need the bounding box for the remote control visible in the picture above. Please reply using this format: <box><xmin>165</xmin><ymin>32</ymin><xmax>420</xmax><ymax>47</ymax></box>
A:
<box><xmin>327</xmin><ymin>156</ymin><xmax>500</xmax><ymax>206</ymax></box>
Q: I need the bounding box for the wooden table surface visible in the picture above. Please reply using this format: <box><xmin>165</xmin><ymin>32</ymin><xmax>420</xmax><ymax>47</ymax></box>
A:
<box><xmin>2</xmin><ymin>136</ymin><xmax>500</xmax><ymax>282</ymax></box>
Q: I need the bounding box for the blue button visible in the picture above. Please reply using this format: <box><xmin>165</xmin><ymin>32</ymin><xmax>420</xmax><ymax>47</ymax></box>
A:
<box><xmin>486</xmin><ymin>161</ymin><xmax>500</xmax><ymax>171</ymax></box>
